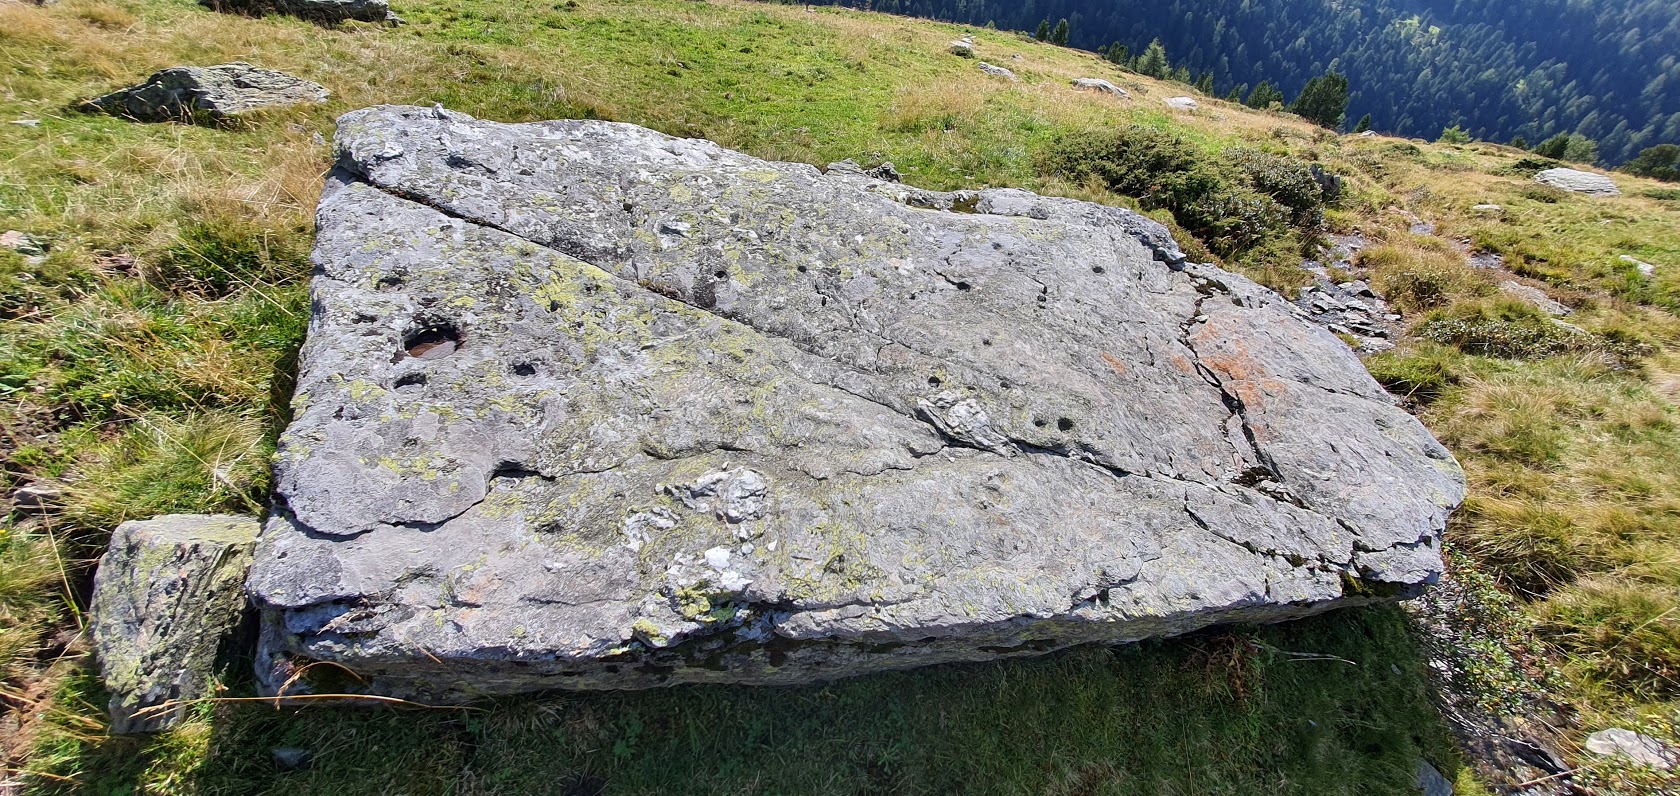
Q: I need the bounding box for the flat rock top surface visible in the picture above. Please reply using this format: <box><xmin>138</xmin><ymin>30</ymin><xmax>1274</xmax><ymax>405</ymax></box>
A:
<box><xmin>248</xmin><ymin>106</ymin><xmax>1463</xmax><ymax>694</ymax></box>
<box><xmin>1534</xmin><ymin>167</ymin><xmax>1621</xmax><ymax>196</ymax></box>
<box><xmin>89</xmin><ymin>62</ymin><xmax>327</xmax><ymax>121</ymax></box>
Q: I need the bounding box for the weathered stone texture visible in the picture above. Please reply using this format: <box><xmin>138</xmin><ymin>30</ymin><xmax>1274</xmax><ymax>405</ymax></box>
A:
<box><xmin>1533</xmin><ymin>167</ymin><xmax>1621</xmax><ymax>196</ymax></box>
<box><xmin>92</xmin><ymin>514</ymin><xmax>259</xmax><ymax>732</ymax></box>
<box><xmin>247</xmin><ymin>105</ymin><xmax>1464</xmax><ymax>700</ymax></box>
<box><xmin>84</xmin><ymin>62</ymin><xmax>327</xmax><ymax>123</ymax></box>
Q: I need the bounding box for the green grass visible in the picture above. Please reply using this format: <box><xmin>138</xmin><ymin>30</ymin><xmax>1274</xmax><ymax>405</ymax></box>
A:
<box><xmin>31</xmin><ymin>609</ymin><xmax>1458</xmax><ymax>796</ymax></box>
<box><xmin>6</xmin><ymin>0</ymin><xmax>1680</xmax><ymax>792</ymax></box>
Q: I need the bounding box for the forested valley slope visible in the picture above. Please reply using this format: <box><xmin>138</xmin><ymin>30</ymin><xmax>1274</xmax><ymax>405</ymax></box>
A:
<box><xmin>784</xmin><ymin>0</ymin><xmax>1680</xmax><ymax>165</ymax></box>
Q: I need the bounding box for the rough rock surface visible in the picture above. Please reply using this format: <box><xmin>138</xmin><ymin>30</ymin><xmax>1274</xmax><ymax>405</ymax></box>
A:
<box><xmin>977</xmin><ymin>62</ymin><xmax>1018</xmax><ymax>81</ymax></box>
<box><xmin>1498</xmin><ymin>281</ymin><xmax>1572</xmax><ymax>317</ymax></box>
<box><xmin>1533</xmin><ymin>167</ymin><xmax>1621</xmax><ymax>196</ymax></box>
<box><xmin>248</xmin><ymin>105</ymin><xmax>1465</xmax><ymax>700</ymax></box>
<box><xmin>948</xmin><ymin>38</ymin><xmax>974</xmax><ymax>58</ymax></box>
<box><xmin>1621</xmin><ymin>254</ymin><xmax>1658</xmax><ymax>279</ymax></box>
<box><xmin>1071</xmin><ymin>78</ymin><xmax>1127</xmax><ymax>97</ymax></box>
<box><xmin>200</xmin><ymin>0</ymin><xmax>400</xmax><ymax>24</ymax></box>
<box><xmin>1584</xmin><ymin>728</ymin><xmax>1674</xmax><ymax>769</ymax></box>
<box><xmin>85</xmin><ymin>62</ymin><xmax>327</xmax><ymax>123</ymax></box>
<box><xmin>92</xmin><ymin>515</ymin><xmax>259</xmax><ymax>733</ymax></box>
<box><xmin>1164</xmin><ymin>96</ymin><xmax>1199</xmax><ymax>111</ymax></box>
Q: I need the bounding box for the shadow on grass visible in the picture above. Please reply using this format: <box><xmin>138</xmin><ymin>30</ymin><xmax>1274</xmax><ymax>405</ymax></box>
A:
<box><xmin>37</xmin><ymin>605</ymin><xmax>1458</xmax><ymax>795</ymax></box>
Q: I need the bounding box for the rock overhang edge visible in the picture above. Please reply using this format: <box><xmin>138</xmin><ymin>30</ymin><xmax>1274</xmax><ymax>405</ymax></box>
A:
<box><xmin>245</xmin><ymin>105</ymin><xmax>1466</xmax><ymax>701</ymax></box>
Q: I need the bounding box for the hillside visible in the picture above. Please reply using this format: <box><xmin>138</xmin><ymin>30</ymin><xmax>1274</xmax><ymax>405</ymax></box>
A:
<box><xmin>2</xmin><ymin>0</ymin><xmax>1680</xmax><ymax>794</ymax></box>
<box><xmin>789</xmin><ymin>0</ymin><xmax>1680</xmax><ymax>165</ymax></box>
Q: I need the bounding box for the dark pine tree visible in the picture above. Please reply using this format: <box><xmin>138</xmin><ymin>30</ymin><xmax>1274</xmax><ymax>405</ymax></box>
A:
<box><xmin>1353</xmin><ymin>113</ymin><xmax>1371</xmax><ymax>133</ymax></box>
<box><xmin>1291</xmin><ymin>71</ymin><xmax>1350</xmax><ymax>129</ymax></box>
<box><xmin>1621</xmin><ymin>144</ymin><xmax>1680</xmax><ymax>182</ymax></box>
<box><xmin>1034</xmin><ymin>19</ymin><xmax>1050</xmax><ymax>41</ymax></box>
<box><xmin>1135</xmin><ymin>39</ymin><xmax>1170</xmax><ymax>79</ymax></box>
<box><xmin>1245</xmin><ymin>81</ymin><xmax>1284</xmax><ymax>109</ymax></box>
<box><xmin>1051</xmin><ymin>18</ymin><xmax>1070</xmax><ymax>46</ymax></box>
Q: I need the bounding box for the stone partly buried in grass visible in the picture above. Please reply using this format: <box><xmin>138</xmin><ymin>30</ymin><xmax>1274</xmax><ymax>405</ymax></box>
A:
<box><xmin>83</xmin><ymin>62</ymin><xmax>328</xmax><ymax>125</ymax></box>
<box><xmin>92</xmin><ymin>515</ymin><xmax>259</xmax><ymax>733</ymax></box>
<box><xmin>247</xmin><ymin>105</ymin><xmax>1466</xmax><ymax>701</ymax></box>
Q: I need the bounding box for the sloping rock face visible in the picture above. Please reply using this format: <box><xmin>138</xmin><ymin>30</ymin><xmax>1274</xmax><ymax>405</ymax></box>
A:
<box><xmin>248</xmin><ymin>105</ymin><xmax>1465</xmax><ymax>700</ymax></box>
<box><xmin>85</xmin><ymin>62</ymin><xmax>327</xmax><ymax>123</ymax></box>
<box><xmin>1533</xmin><ymin>167</ymin><xmax>1621</xmax><ymax>196</ymax></box>
<box><xmin>92</xmin><ymin>515</ymin><xmax>259</xmax><ymax>732</ymax></box>
<box><xmin>1072</xmin><ymin>78</ymin><xmax>1128</xmax><ymax>97</ymax></box>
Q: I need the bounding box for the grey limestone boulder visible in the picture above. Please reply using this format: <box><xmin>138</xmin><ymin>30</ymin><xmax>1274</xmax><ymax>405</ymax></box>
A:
<box><xmin>1072</xmin><ymin>78</ymin><xmax>1128</xmax><ymax>98</ymax></box>
<box><xmin>1584</xmin><ymin>728</ymin><xmax>1674</xmax><ymax>769</ymax></box>
<box><xmin>1497</xmin><ymin>281</ymin><xmax>1572</xmax><ymax>317</ymax></box>
<box><xmin>85</xmin><ymin>62</ymin><xmax>327</xmax><ymax>124</ymax></box>
<box><xmin>977</xmin><ymin>62</ymin><xmax>1018</xmax><ymax>81</ymax></box>
<box><xmin>92</xmin><ymin>515</ymin><xmax>259</xmax><ymax>733</ymax></box>
<box><xmin>246</xmin><ymin>105</ymin><xmax>1465</xmax><ymax>701</ymax></box>
<box><xmin>1533</xmin><ymin>167</ymin><xmax>1621</xmax><ymax>196</ymax></box>
<box><xmin>1164</xmin><ymin>96</ymin><xmax>1200</xmax><ymax>111</ymax></box>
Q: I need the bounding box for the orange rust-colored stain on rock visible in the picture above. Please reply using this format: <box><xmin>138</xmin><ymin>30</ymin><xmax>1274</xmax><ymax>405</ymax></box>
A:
<box><xmin>1168</xmin><ymin>352</ymin><xmax>1196</xmax><ymax>375</ymax></box>
<box><xmin>1100</xmin><ymin>352</ymin><xmax>1129</xmax><ymax>376</ymax></box>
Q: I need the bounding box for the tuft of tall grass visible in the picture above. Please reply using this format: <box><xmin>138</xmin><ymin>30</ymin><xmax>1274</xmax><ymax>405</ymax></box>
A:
<box><xmin>54</xmin><ymin>411</ymin><xmax>273</xmax><ymax>535</ymax></box>
<box><xmin>1358</xmin><ymin>242</ymin><xmax>1490</xmax><ymax>315</ymax></box>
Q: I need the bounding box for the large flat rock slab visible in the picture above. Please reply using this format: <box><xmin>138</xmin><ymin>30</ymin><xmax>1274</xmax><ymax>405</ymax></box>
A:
<box><xmin>248</xmin><ymin>105</ymin><xmax>1464</xmax><ymax>700</ymax></box>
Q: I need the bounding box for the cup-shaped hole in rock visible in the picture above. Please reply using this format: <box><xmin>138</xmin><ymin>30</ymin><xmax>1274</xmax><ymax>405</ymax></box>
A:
<box><xmin>403</xmin><ymin>323</ymin><xmax>461</xmax><ymax>360</ymax></box>
<box><xmin>394</xmin><ymin>373</ymin><xmax>427</xmax><ymax>393</ymax></box>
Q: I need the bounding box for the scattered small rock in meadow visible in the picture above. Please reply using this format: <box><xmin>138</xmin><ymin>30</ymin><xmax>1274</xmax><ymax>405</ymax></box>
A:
<box><xmin>977</xmin><ymin>61</ymin><xmax>1017</xmax><ymax>81</ymax></box>
<box><xmin>91</xmin><ymin>514</ymin><xmax>260</xmax><ymax>733</ymax></box>
<box><xmin>1533</xmin><ymin>167</ymin><xmax>1621</xmax><ymax>196</ymax></box>
<box><xmin>1620</xmin><ymin>254</ymin><xmax>1657</xmax><ymax>279</ymax></box>
<box><xmin>1357</xmin><ymin>129</ymin><xmax>1377</xmax><ymax>137</ymax></box>
<box><xmin>1471</xmin><ymin>204</ymin><xmax>1503</xmax><ymax>214</ymax></box>
<box><xmin>1</xmin><ymin>230</ymin><xmax>45</xmax><ymax>256</ymax></box>
<box><xmin>83</xmin><ymin>62</ymin><xmax>328</xmax><ymax>124</ymax></box>
<box><xmin>271</xmin><ymin>747</ymin><xmax>313</xmax><ymax>771</ymax></box>
<box><xmin>8</xmin><ymin>481</ymin><xmax>61</xmax><ymax>513</ymax></box>
<box><xmin>1497</xmin><ymin>281</ymin><xmax>1572</xmax><ymax>317</ymax></box>
<box><xmin>1293</xmin><ymin>234</ymin><xmax>1398</xmax><ymax>352</ymax></box>
<box><xmin>1071</xmin><ymin>78</ymin><xmax>1127</xmax><ymax>97</ymax></box>
<box><xmin>948</xmin><ymin>38</ymin><xmax>974</xmax><ymax>57</ymax></box>
<box><xmin>1584</xmin><ymin>728</ymin><xmax>1674</xmax><ymax>770</ymax></box>
<box><xmin>1164</xmin><ymin>96</ymin><xmax>1199</xmax><ymax>111</ymax></box>
<box><xmin>9</xmin><ymin>119</ymin><xmax>41</xmax><ymax>127</ymax></box>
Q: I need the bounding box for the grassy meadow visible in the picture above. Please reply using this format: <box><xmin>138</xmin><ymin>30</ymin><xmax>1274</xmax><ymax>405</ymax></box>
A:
<box><xmin>3</xmin><ymin>0</ymin><xmax>1680</xmax><ymax>792</ymax></box>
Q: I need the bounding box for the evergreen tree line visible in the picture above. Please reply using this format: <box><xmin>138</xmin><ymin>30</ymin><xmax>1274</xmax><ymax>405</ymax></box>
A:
<box><xmin>769</xmin><ymin>0</ymin><xmax>1680</xmax><ymax>165</ymax></box>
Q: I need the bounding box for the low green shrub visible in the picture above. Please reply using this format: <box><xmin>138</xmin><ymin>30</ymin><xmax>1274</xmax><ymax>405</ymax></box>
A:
<box><xmin>1415</xmin><ymin>298</ymin><xmax>1592</xmax><ymax>359</ymax></box>
<box><xmin>1495</xmin><ymin>156</ymin><xmax>1562</xmax><ymax>177</ymax></box>
<box><xmin>1038</xmin><ymin>128</ymin><xmax>1327</xmax><ymax>260</ymax></box>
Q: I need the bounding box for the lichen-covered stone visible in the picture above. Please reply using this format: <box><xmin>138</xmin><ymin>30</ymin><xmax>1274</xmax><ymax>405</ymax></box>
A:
<box><xmin>247</xmin><ymin>105</ymin><xmax>1465</xmax><ymax>701</ymax></box>
<box><xmin>91</xmin><ymin>514</ymin><xmax>258</xmax><ymax>733</ymax></box>
<box><xmin>84</xmin><ymin>62</ymin><xmax>327</xmax><ymax>124</ymax></box>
